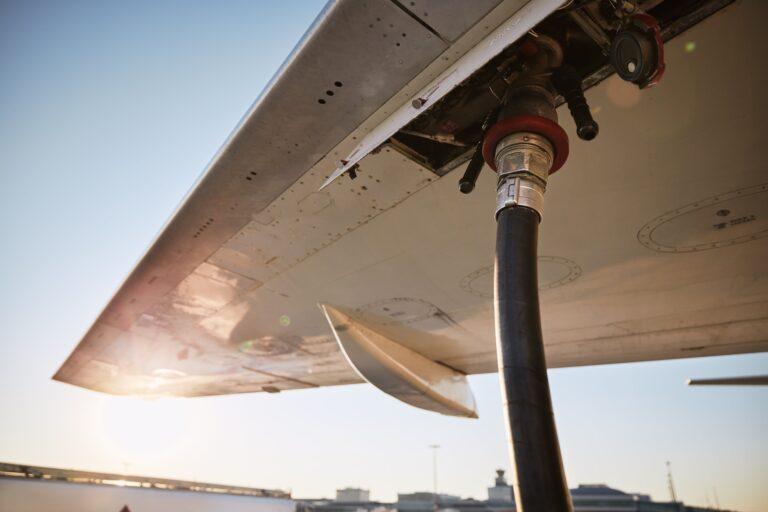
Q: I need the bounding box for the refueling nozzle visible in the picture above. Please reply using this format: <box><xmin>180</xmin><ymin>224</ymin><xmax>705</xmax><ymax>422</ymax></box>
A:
<box><xmin>481</xmin><ymin>81</ymin><xmax>568</xmax><ymax>220</ymax></box>
<box><xmin>480</xmin><ymin>35</ymin><xmax>569</xmax><ymax>219</ymax></box>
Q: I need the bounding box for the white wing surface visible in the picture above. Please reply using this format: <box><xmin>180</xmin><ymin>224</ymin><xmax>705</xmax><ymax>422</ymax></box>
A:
<box><xmin>55</xmin><ymin>0</ymin><xmax>768</xmax><ymax>400</ymax></box>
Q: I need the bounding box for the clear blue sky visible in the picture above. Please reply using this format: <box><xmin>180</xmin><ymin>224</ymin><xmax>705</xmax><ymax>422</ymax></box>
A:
<box><xmin>0</xmin><ymin>1</ymin><xmax>766</xmax><ymax>511</ymax></box>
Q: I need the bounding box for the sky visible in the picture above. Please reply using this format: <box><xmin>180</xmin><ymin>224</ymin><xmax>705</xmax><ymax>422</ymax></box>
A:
<box><xmin>0</xmin><ymin>1</ymin><xmax>766</xmax><ymax>511</ymax></box>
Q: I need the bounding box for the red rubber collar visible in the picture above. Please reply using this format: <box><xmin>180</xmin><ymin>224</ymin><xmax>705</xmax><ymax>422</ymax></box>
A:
<box><xmin>630</xmin><ymin>13</ymin><xmax>665</xmax><ymax>88</ymax></box>
<box><xmin>481</xmin><ymin>115</ymin><xmax>569</xmax><ymax>174</ymax></box>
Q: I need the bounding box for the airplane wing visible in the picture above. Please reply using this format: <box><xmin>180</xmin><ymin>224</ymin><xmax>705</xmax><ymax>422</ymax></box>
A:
<box><xmin>687</xmin><ymin>375</ymin><xmax>768</xmax><ymax>386</ymax></box>
<box><xmin>55</xmin><ymin>0</ymin><xmax>768</xmax><ymax>407</ymax></box>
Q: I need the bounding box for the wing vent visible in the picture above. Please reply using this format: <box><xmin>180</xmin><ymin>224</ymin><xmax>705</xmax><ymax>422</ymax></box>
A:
<box><xmin>192</xmin><ymin>218</ymin><xmax>215</xmax><ymax>238</ymax></box>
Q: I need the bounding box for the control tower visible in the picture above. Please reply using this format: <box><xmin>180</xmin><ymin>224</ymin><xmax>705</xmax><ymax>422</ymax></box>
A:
<box><xmin>487</xmin><ymin>469</ymin><xmax>513</xmax><ymax>502</ymax></box>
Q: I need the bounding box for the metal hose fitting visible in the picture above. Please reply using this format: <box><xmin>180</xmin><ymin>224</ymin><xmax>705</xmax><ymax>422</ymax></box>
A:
<box><xmin>494</xmin><ymin>132</ymin><xmax>554</xmax><ymax>219</ymax></box>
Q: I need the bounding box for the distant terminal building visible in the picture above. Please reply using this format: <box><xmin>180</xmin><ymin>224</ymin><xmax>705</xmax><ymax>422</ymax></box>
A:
<box><xmin>0</xmin><ymin>462</ymin><xmax>293</xmax><ymax>512</ymax></box>
<box><xmin>298</xmin><ymin>487</ymin><xmax>381</xmax><ymax>512</ymax></box>
<box><xmin>484</xmin><ymin>476</ymin><xmax>737</xmax><ymax>512</ymax></box>
<box><xmin>571</xmin><ymin>483</ymin><xmax>653</xmax><ymax>510</ymax></box>
<box><xmin>397</xmin><ymin>491</ymin><xmax>462</xmax><ymax>511</ymax></box>
<box><xmin>337</xmin><ymin>487</ymin><xmax>371</xmax><ymax>502</ymax></box>
<box><xmin>297</xmin><ymin>471</ymin><xmax>739</xmax><ymax>512</ymax></box>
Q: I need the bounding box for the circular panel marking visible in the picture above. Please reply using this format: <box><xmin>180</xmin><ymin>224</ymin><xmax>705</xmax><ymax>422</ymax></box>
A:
<box><xmin>460</xmin><ymin>267</ymin><xmax>493</xmax><ymax>298</ymax></box>
<box><xmin>236</xmin><ymin>336</ymin><xmax>295</xmax><ymax>357</ymax></box>
<box><xmin>637</xmin><ymin>183</ymin><xmax>768</xmax><ymax>253</ymax></box>
<box><xmin>460</xmin><ymin>256</ymin><xmax>582</xmax><ymax>298</ymax></box>
<box><xmin>539</xmin><ymin>256</ymin><xmax>583</xmax><ymax>290</ymax></box>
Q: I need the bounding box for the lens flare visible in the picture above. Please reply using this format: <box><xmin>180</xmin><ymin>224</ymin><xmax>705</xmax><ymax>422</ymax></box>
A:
<box><xmin>98</xmin><ymin>396</ymin><xmax>194</xmax><ymax>460</ymax></box>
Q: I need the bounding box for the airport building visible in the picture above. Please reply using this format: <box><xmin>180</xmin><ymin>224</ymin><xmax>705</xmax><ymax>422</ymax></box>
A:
<box><xmin>336</xmin><ymin>487</ymin><xmax>371</xmax><ymax>502</ymax></box>
<box><xmin>0</xmin><ymin>462</ymin><xmax>738</xmax><ymax>512</ymax></box>
<box><xmin>0</xmin><ymin>462</ymin><xmax>294</xmax><ymax>512</ymax></box>
<box><xmin>297</xmin><ymin>470</ymin><xmax>738</xmax><ymax>512</ymax></box>
<box><xmin>488</xmin><ymin>469</ymin><xmax>514</xmax><ymax>502</ymax></box>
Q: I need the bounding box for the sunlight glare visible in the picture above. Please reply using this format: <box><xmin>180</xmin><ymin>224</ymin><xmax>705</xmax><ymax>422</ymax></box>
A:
<box><xmin>98</xmin><ymin>396</ymin><xmax>197</xmax><ymax>460</ymax></box>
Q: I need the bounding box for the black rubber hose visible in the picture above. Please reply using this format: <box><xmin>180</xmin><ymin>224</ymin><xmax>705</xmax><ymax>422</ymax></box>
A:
<box><xmin>495</xmin><ymin>206</ymin><xmax>572</xmax><ymax>512</ymax></box>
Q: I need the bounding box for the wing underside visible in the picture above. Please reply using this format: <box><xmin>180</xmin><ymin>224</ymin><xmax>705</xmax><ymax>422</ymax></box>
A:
<box><xmin>55</xmin><ymin>0</ymin><xmax>768</xmax><ymax>399</ymax></box>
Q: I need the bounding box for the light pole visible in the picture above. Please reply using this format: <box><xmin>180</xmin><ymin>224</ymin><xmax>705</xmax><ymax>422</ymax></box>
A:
<box><xmin>429</xmin><ymin>444</ymin><xmax>440</xmax><ymax>509</ymax></box>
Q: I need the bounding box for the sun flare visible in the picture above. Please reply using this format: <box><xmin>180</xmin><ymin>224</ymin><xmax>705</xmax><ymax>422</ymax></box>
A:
<box><xmin>98</xmin><ymin>396</ymin><xmax>197</xmax><ymax>461</ymax></box>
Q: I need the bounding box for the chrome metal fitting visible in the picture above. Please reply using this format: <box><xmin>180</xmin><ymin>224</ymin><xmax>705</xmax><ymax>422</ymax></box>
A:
<box><xmin>494</xmin><ymin>132</ymin><xmax>554</xmax><ymax>219</ymax></box>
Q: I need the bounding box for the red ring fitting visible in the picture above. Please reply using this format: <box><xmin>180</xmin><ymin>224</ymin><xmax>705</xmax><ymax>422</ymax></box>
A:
<box><xmin>481</xmin><ymin>115</ymin><xmax>570</xmax><ymax>174</ymax></box>
<box><xmin>629</xmin><ymin>13</ymin><xmax>665</xmax><ymax>89</ymax></box>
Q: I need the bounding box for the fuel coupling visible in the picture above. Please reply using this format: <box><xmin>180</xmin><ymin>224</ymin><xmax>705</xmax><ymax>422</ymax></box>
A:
<box><xmin>481</xmin><ymin>36</ymin><xmax>569</xmax><ymax>220</ymax></box>
<box><xmin>493</xmin><ymin>132</ymin><xmax>554</xmax><ymax>219</ymax></box>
